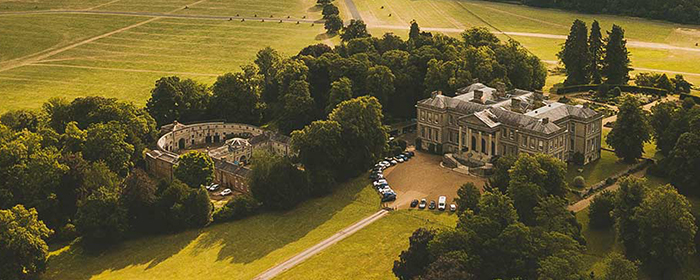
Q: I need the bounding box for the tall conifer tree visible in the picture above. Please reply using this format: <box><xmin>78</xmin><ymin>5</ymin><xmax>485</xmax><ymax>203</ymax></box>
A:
<box><xmin>588</xmin><ymin>20</ymin><xmax>604</xmax><ymax>84</ymax></box>
<box><xmin>558</xmin><ymin>20</ymin><xmax>590</xmax><ymax>85</ymax></box>
<box><xmin>602</xmin><ymin>24</ymin><xmax>631</xmax><ymax>85</ymax></box>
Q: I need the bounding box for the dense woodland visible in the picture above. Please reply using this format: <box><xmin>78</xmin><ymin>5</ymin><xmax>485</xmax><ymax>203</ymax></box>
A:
<box><xmin>498</xmin><ymin>0</ymin><xmax>700</xmax><ymax>25</ymax></box>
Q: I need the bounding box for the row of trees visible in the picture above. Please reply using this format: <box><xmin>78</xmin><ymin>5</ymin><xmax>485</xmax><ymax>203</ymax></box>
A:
<box><xmin>588</xmin><ymin>177</ymin><xmax>697</xmax><ymax>277</ymax></box>
<box><xmin>608</xmin><ymin>93</ymin><xmax>700</xmax><ymax>196</ymax></box>
<box><xmin>635</xmin><ymin>72</ymin><xmax>693</xmax><ymax>94</ymax></box>
<box><xmin>515</xmin><ymin>0</ymin><xmax>700</xmax><ymax>25</ymax></box>
<box><xmin>394</xmin><ymin>153</ymin><xmax>587</xmax><ymax>279</ymax></box>
<box><xmin>146</xmin><ymin>22</ymin><xmax>546</xmax><ymax>134</ymax></box>
<box><xmin>558</xmin><ymin>20</ymin><xmax>631</xmax><ymax>85</ymax></box>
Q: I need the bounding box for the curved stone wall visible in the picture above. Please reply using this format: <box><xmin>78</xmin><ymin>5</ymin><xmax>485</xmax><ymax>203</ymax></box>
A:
<box><xmin>157</xmin><ymin>121</ymin><xmax>265</xmax><ymax>153</ymax></box>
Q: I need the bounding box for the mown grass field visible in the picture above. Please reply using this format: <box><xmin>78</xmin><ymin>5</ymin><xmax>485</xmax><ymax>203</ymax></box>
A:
<box><xmin>45</xmin><ymin>177</ymin><xmax>381</xmax><ymax>280</ymax></box>
<box><xmin>277</xmin><ymin>210</ymin><xmax>458</xmax><ymax>280</ymax></box>
<box><xmin>0</xmin><ymin>0</ymin><xmax>330</xmax><ymax>113</ymax></box>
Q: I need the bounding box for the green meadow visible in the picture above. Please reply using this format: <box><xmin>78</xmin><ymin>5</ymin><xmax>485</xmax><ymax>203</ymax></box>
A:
<box><xmin>45</xmin><ymin>177</ymin><xmax>381</xmax><ymax>280</ymax></box>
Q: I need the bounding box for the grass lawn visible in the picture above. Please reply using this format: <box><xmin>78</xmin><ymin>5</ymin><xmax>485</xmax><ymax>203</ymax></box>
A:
<box><xmin>277</xmin><ymin>209</ymin><xmax>458</xmax><ymax>279</ymax></box>
<box><xmin>566</xmin><ymin>149</ymin><xmax>631</xmax><ymax>190</ymax></box>
<box><xmin>44</xmin><ymin>176</ymin><xmax>381</xmax><ymax>280</ymax></box>
<box><xmin>0</xmin><ymin>0</ymin><xmax>334</xmax><ymax>113</ymax></box>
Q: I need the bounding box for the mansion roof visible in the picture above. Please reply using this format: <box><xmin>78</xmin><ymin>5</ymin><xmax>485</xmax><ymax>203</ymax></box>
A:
<box><xmin>418</xmin><ymin>83</ymin><xmax>601</xmax><ymax>136</ymax></box>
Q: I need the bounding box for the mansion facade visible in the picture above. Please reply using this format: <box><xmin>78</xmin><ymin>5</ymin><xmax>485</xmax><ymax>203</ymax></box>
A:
<box><xmin>416</xmin><ymin>83</ymin><xmax>603</xmax><ymax>165</ymax></box>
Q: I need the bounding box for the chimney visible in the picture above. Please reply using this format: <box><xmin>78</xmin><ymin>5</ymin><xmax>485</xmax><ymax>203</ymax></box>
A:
<box><xmin>542</xmin><ymin>118</ymin><xmax>549</xmax><ymax>124</ymax></box>
<box><xmin>431</xmin><ymin>91</ymin><xmax>441</xmax><ymax>98</ymax></box>
<box><xmin>511</xmin><ymin>98</ymin><xmax>521</xmax><ymax>112</ymax></box>
<box><xmin>496</xmin><ymin>82</ymin><xmax>506</xmax><ymax>98</ymax></box>
<box><xmin>472</xmin><ymin>90</ymin><xmax>483</xmax><ymax>103</ymax></box>
<box><xmin>472</xmin><ymin>78</ymin><xmax>479</xmax><ymax>84</ymax></box>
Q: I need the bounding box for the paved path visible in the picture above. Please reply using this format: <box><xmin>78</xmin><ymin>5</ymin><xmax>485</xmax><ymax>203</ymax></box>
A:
<box><xmin>343</xmin><ymin>0</ymin><xmax>362</xmax><ymax>20</ymax></box>
<box><xmin>252</xmin><ymin>209</ymin><xmax>389</xmax><ymax>280</ymax></box>
<box><xmin>0</xmin><ymin>9</ymin><xmax>322</xmax><ymax>23</ymax></box>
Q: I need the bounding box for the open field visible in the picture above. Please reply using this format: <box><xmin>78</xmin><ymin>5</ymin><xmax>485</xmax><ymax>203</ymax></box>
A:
<box><xmin>0</xmin><ymin>0</ymin><xmax>331</xmax><ymax>113</ymax></box>
<box><xmin>44</xmin><ymin>177</ymin><xmax>381</xmax><ymax>280</ymax></box>
<box><xmin>276</xmin><ymin>210</ymin><xmax>458</xmax><ymax>279</ymax></box>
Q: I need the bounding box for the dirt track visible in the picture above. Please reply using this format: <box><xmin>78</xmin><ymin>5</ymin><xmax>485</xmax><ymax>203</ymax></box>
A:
<box><xmin>384</xmin><ymin>150</ymin><xmax>486</xmax><ymax>209</ymax></box>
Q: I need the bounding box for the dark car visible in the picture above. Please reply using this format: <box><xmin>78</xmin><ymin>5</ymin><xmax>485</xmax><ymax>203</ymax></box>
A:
<box><xmin>408</xmin><ymin>151</ymin><xmax>415</xmax><ymax>157</ymax></box>
<box><xmin>410</xmin><ymin>199</ymin><xmax>419</xmax><ymax>208</ymax></box>
<box><xmin>382</xmin><ymin>192</ymin><xmax>396</xmax><ymax>202</ymax></box>
<box><xmin>429</xmin><ymin>200</ymin><xmax>436</xmax><ymax>210</ymax></box>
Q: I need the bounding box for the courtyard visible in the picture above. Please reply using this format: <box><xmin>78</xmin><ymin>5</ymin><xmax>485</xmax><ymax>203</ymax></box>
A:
<box><xmin>383</xmin><ymin>150</ymin><xmax>487</xmax><ymax>209</ymax></box>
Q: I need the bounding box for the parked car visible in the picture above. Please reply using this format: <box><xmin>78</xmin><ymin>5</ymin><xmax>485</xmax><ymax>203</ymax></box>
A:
<box><xmin>419</xmin><ymin>199</ymin><xmax>427</xmax><ymax>209</ymax></box>
<box><xmin>209</xmin><ymin>184</ymin><xmax>220</xmax><ymax>191</ymax></box>
<box><xmin>429</xmin><ymin>200</ymin><xmax>436</xmax><ymax>210</ymax></box>
<box><xmin>382</xmin><ymin>192</ymin><xmax>396</xmax><ymax>202</ymax></box>
<box><xmin>390</xmin><ymin>160</ymin><xmax>398</xmax><ymax>165</ymax></box>
<box><xmin>450</xmin><ymin>204</ymin><xmax>457</xmax><ymax>212</ymax></box>
<box><xmin>220</xmin><ymin>189</ymin><xmax>232</xmax><ymax>196</ymax></box>
<box><xmin>379</xmin><ymin>188</ymin><xmax>394</xmax><ymax>195</ymax></box>
<box><xmin>438</xmin><ymin>196</ymin><xmax>447</xmax><ymax>211</ymax></box>
<box><xmin>396</xmin><ymin>158</ymin><xmax>404</xmax><ymax>163</ymax></box>
<box><xmin>373</xmin><ymin>179</ymin><xmax>388</xmax><ymax>187</ymax></box>
<box><xmin>410</xmin><ymin>199</ymin><xmax>419</xmax><ymax>208</ymax></box>
<box><xmin>408</xmin><ymin>151</ymin><xmax>415</xmax><ymax>157</ymax></box>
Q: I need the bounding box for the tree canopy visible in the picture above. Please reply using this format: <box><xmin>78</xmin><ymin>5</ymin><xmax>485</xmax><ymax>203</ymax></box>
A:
<box><xmin>0</xmin><ymin>205</ymin><xmax>52</xmax><ymax>280</ymax></box>
<box><xmin>606</xmin><ymin>95</ymin><xmax>650</xmax><ymax>162</ymax></box>
<box><xmin>174</xmin><ymin>151</ymin><xmax>215</xmax><ymax>189</ymax></box>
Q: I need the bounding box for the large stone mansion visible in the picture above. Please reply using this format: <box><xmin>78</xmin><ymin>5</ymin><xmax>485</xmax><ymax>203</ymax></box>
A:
<box><xmin>416</xmin><ymin>83</ymin><xmax>603</xmax><ymax>165</ymax></box>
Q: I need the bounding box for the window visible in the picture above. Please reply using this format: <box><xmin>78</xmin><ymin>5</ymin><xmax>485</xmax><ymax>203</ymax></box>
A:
<box><xmin>421</xmin><ymin>126</ymin><xmax>426</xmax><ymax>137</ymax></box>
<box><xmin>510</xmin><ymin>129</ymin><xmax>515</xmax><ymax>139</ymax></box>
<box><xmin>539</xmin><ymin>140</ymin><xmax>544</xmax><ymax>151</ymax></box>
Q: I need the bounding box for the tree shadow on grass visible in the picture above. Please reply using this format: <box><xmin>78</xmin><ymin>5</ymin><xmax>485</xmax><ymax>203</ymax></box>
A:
<box><xmin>191</xmin><ymin>176</ymin><xmax>376</xmax><ymax>265</ymax></box>
<box><xmin>315</xmin><ymin>32</ymin><xmax>336</xmax><ymax>41</ymax></box>
<box><xmin>45</xmin><ymin>229</ymin><xmax>202</xmax><ymax>280</ymax></box>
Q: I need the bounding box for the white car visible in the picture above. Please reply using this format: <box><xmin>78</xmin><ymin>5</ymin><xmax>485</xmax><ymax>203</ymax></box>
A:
<box><xmin>379</xmin><ymin>187</ymin><xmax>394</xmax><ymax>195</ymax></box>
<box><xmin>209</xmin><ymin>184</ymin><xmax>220</xmax><ymax>191</ymax></box>
<box><xmin>450</xmin><ymin>204</ymin><xmax>457</xmax><ymax>212</ymax></box>
<box><xmin>438</xmin><ymin>196</ymin><xmax>447</xmax><ymax>211</ymax></box>
<box><xmin>220</xmin><ymin>189</ymin><xmax>232</xmax><ymax>196</ymax></box>
<box><xmin>397</xmin><ymin>158</ymin><xmax>404</xmax><ymax>163</ymax></box>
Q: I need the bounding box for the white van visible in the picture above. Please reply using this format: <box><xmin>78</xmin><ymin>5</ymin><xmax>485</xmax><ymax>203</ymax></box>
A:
<box><xmin>438</xmin><ymin>196</ymin><xmax>447</xmax><ymax>211</ymax></box>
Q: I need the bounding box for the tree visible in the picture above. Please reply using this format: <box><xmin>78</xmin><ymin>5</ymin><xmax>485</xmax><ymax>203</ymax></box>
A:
<box><xmin>537</xmin><ymin>253</ymin><xmax>584</xmax><ymax>280</ymax></box>
<box><xmin>209</xmin><ymin>66</ymin><xmax>264</xmax><ymax>125</ymax></box>
<box><xmin>316</xmin><ymin>0</ymin><xmax>331</xmax><ymax>5</ymax></box>
<box><xmin>279</xmin><ymin>80</ymin><xmax>316</xmax><ymax>134</ymax></box>
<box><xmin>606</xmin><ymin>95</ymin><xmax>650</xmax><ymax>162</ymax></box>
<box><xmin>121</xmin><ymin>168</ymin><xmax>157</xmax><ymax>233</ymax></box>
<box><xmin>649</xmin><ymin>100</ymin><xmax>679</xmax><ymax>156</ymax></box>
<box><xmin>249</xmin><ymin>151</ymin><xmax>308</xmax><ymax>210</ymax></box>
<box><xmin>366</xmin><ymin>65</ymin><xmax>395</xmax><ymax>105</ymax></box>
<box><xmin>667</xmin><ymin>132</ymin><xmax>700</xmax><ymax>194</ymax></box>
<box><xmin>340</xmin><ymin>19</ymin><xmax>370</xmax><ymax>42</ymax></box>
<box><xmin>326</xmin><ymin>77</ymin><xmax>353</xmax><ymax>113</ymax></box>
<box><xmin>461</xmin><ymin>27</ymin><xmax>500</xmax><ymax>48</ymax></box>
<box><xmin>588</xmin><ymin>20</ymin><xmax>604</xmax><ymax>84</ymax></box>
<box><xmin>213</xmin><ymin>194</ymin><xmax>259</xmax><ymax>222</ymax></box>
<box><xmin>534</xmin><ymin>196</ymin><xmax>585</xmax><ymax>244</ymax></box>
<box><xmin>589</xmin><ymin>190</ymin><xmax>616</xmax><ymax>229</ymax></box>
<box><xmin>291</xmin><ymin>120</ymin><xmax>344</xmax><ymax>194</ymax></box>
<box><xmin>633</xmin><ymin>185</ymin><xmax>697</xmax><ymax>272</ymax></box>
<box><xmin>324</xmin><ymin>14</ymin><xmax>343</xmax><ymax>34</ymax></box>
<box><xmin>328</xmin><ymin>96</ymin><xmax>388</xmax><ymax>178</ymax></box>
<box><xmin>75</xmin><ymin>186</ymin><xmax>129</xmax><ymax>247</ymax></box>
<box><xmin>418</xmin><ymin>253</ymin><xmax>474</xmax><ymax>280</ymax></box>
<box><xmin>0</xmin><ymin>110</ymin><xmax>40</xmax><ymax>132</ymax></box>
<box><xmin>321</xmin><ymin>3</ymin><xmax>339</xmax><ymax>19</ymax></box>
<box><xmin>672</xmin><ymin>74</ymin><xmax>693</xmax><ymax>94</ymax></box>
<box><xmin>602</xmin><ymin>25</ymin><xmax>631</xmax><ymax>85</ymax></box>
<box><xmin>146</xmin><ymin>76</ymin><xmax>209</xmax><ymax>125</ymax></box>
<box><xmin>409</xmin><ymin>20</ymin><xmax>421</xmax><ymax>41</ymax></box>
<box><xmin>0</xmin><ymin>205</ymin><xmax>52</xmax><ymax>280</ymax></box>
<box><xmin>455</xmin><ymin>182</ymin><xmax>480</xmax><ymax>214</ymax></box>
<box><xmin>255</xmin><ymin>47</ymin><xmax>282</xmax><ymax>105</ymax></box>
<box><xmin>174</xmin><ymin>151</ymin><xmax>215</xmax><ymax>188</ymax></box>
<box><xmin>612</xmin><ymin>176</ymin><xmax>647</xmax><ymax>258</ymax></box>
<box><xmin>489</xmin><ymin>154</ymin><xmax>517</xmax><ymax>193</ymax></box>
<box><xmin>393</xmin><ymin>228</ymin><xmax>436</xmax><ymax>280</ymax></box>
<box><xmin>83</xmin><ymin>121</ymin><xmax>135</xmax><ymax>176</ymax></box>
<box><xmin>507</xmin><ymin>153</ymin><xmax>567</xmax><ymax>224</ymax></box>
<box><xmin>558</xmin><ymin>19</ymin><xmax>590</xmax><ymax>85</ymax></box>
<box><xmin>602</xmin><ymin>253</ymin><xmax>639</xmax><ymax>280</ymax></box>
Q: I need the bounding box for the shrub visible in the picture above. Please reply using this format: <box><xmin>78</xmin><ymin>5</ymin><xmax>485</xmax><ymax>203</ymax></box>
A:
<box><xmin>589</xmin><ymin>191</ymin><xmax>616</xmax><ymax>229</ymax></box>
<box><xmin>605</xmin><ymin>177</ymin><xmax>615</xmax><ymax>186</ymax></box>
<box><xmin>572</xmin><ymin>176</ymin><xmax>585</xmax><ymax>188</ymax></box>
<box><xmin>213</xmin><ymin>194</ymin><xmax>260</xmax><ymax>223</ymax></box>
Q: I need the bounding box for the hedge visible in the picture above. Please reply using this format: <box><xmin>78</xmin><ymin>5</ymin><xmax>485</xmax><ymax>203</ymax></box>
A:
<box><xmin>556</xmin><ymin>84</ymin><xmax>668</xmax><ymax>96</ymax></box>
<box><xmin>680</xmin><ymin>93</ymin><xmax>700</xmax><ymax>104</ymax></box>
